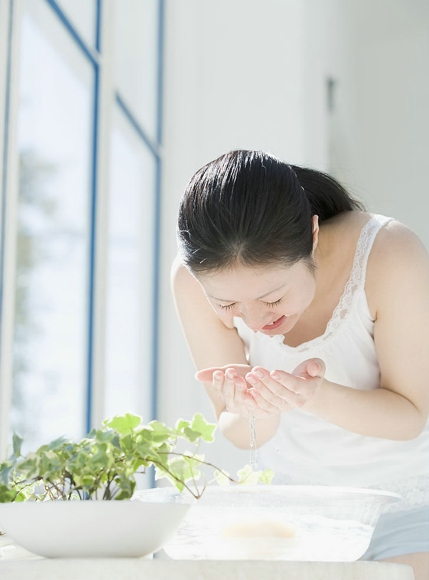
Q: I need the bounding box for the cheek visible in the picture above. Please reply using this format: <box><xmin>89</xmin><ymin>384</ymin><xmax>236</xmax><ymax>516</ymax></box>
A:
<box><xmin>287</xmin><ymin>287</ymin><xmax>315</xmax><ymax>315</ymax></box>
<box><xmin>218</xmin><ymin>309</ymin><xmax>232</xmax><ymax>321</ymax></box>
<box><xmin>301</xmin><ymin>284</ymin><xmax>316</xmax><ymax>310</ymax></box>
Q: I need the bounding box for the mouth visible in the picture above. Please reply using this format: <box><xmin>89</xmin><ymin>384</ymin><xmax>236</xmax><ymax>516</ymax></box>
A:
<box><xmin>262</xmin><ymin>315</ymin><xmax>287</xmax><ymax>331</ymax></box>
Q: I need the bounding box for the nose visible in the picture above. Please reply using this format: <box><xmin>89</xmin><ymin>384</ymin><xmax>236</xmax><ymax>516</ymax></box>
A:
<box><xmin>239</xmin><ymin>305</ymin><xmax>271</xmax><ymax>332</ymax></box>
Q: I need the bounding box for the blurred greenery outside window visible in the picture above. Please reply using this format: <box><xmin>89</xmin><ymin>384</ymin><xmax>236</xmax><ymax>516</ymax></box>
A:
<box><xmin>0</xmin><ymin>0</ymin><xmax>163</xmax><ymax>457</ymax></box>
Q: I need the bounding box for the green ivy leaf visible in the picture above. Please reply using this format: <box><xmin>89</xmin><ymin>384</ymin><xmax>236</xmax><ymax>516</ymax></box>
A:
<box><xmin>190</xmin><ymin>413</ymin><xmax>217</xmax><ymax>442</ymax></box>
<box><xmin>175</xmin><ymin>419</ymin><xmax>190</xmax><ymax>437</ymax></box>
<box><xmin>113</xmin><ymin>473</ymin><xmax>136</xmax><ymax>500</ymax></box>
<box><xmin>0</xmin><ymin>461</ymin><xmax>14</xmax><ymax>485</ymax></box>
<box><xmin>147</xmin><ymin>420</ymin><xmax>176</xmax><ymax>442</ymax></box>
<box><xmin>0</xmin><ymin>412</ymin><xmax>274</xmax><ymax>502</ymax></box>
<box><xmin>258</xmin><ymin>469</ymin><xmax>275</xmax><ymax>484</ymax></box>
<box><xmin>12</xmin><ymin>433</ymin><xmax>23</xmax><ymax>458</ymax></box>
<box><xmin>17</xmin><ymin>454</ymin><xmax>39</xmax><ymax>479</ymax></box>
<box><xmin>237</xmin><ymin>464</ymin><xmax>260</xmax><ymax>484</ymax></box>
<box><xmin>0</xmin><ymin>483</ymin><xmax>15</xmax><ymax>503</ymax></box>
<box><xmin>46</xmin><ymin>436</ymin><xmax>69</xmax><ymax>451</ymax></box>
<box><xmin>104</xmin><ymin>414</ymin><xmax>141</xmax><ymax>434</ymax></box>
<box><xmin>213</xmin><ymin>469</ymin><xmax>231</xmax><ymax>486</ymax></box>
<box><xmin>237</xmin><ymin>465</ymin><xmax>275</xmax><ymax>485</ymax></box>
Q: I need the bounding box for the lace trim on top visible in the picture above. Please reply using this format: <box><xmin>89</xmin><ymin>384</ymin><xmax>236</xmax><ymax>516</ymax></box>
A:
<box><xmin>276</xmin><ymin>215</ymin><xmax>392</xmax><ymax>353</ymax></box>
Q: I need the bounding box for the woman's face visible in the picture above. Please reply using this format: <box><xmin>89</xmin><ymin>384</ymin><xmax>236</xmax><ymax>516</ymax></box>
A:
<box><xmin>197</xmin><ymin>261</ymin><xmax>316</xmax><ymax>336</ymax></box>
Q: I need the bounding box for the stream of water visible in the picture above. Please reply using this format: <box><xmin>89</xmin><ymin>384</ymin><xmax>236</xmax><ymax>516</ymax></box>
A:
<box><xmin>249</xmin><ymin>412</ymin><xmax>258</xmax><ymax>469</ymax></box>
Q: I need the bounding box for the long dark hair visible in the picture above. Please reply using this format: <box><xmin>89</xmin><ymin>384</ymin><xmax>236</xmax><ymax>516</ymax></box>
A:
<box><xmin>178</xmin><ymin>150</ymin><xmax>365</xmax><ymax>274</ymax></box>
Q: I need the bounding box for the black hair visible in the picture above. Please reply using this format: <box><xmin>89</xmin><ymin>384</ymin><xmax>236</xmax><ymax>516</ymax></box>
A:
<box><xmin>177</xmin><ymin>150</ymin><xmax>365</xmax><ymax>274</ymax></box>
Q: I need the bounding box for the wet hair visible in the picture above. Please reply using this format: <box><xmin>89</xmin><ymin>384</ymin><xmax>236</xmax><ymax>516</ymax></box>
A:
<box><xmin>177</xmin><ymin>149</ymin><xmax>365</xmax><ymax>274</ymax></box>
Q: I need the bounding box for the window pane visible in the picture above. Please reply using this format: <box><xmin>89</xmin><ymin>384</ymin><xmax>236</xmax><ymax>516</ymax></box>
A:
<box><xmin>104</xmin><ymin>106</ymin><xmax>157</xmax><ymax>424</ymax></box>
<box><xmin>54</xmin><ymin>0</ymin><xmax>97</xmax><ymax>48</ymax></box>
<box><xmin>113</xmin><ymin>0</ymin><xmax>160</xmax><ymax>141</ymax></box>
<box><xmin>12</xmin><ymin>0</ymin><xmax>94</xmax><ymax>449</ymax></box>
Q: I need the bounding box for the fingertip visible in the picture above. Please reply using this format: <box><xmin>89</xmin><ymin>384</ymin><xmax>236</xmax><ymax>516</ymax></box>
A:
<box><xmin>308</xmin><ymin>366</ymin><xmax>318</xmax><ymax>377</ymax></box>
<box><xmin>309</xmin><ymin>358</ymin><xmax>324</xmax><ymax>377</ymax></box>
<box><xmin>315</xmin><ymin>359</ymin><xmax>325</xmax><ymax>375</ymax></box>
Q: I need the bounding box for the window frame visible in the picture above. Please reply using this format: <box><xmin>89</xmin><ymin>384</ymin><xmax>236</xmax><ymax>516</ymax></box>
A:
<box><xmin>0</xmin><ymin>0</ymin><xmax>164</xmax><ymax>457</ymax></box>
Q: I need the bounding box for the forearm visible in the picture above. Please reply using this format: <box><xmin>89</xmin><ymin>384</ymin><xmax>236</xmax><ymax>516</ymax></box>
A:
<box><xmin>305</xmin><ymin>379</ymin><xmax>427</xmax><ymax>440</ymax></box>
<box><xmin>218</xmin><ymin>412</ymin><xmax>281</xmax><ymax>449</ymax></box>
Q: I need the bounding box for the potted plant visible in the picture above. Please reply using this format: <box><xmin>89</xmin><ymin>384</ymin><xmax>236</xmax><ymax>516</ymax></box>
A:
<box><xmin>0</xmin><ymin>412</ymin><xmax>272</xmax><ymax>558</ymax></box>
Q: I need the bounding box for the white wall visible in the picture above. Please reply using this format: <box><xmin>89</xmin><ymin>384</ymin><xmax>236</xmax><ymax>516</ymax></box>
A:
<box><xmin>159</xmin><ymin>0</ymin><xmax>311</xmax><ymax>473</ymax></box>
<box><xmin>349</xmin><ymin>0</ymin><xmax>429</xmax><ymax>247</ymax></box>
<box><xmin>303</xmin><ymin>0</ymin><xmax>429</xmax><ymax>244</ymax></box>
<box><xmin>158</xmin><ymin>0</ymin><xmax>429</xmax><ymax>474</ymax></box>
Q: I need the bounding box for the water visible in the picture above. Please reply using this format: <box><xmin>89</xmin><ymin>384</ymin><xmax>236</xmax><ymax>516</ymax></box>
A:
<box><xmin>249</xmin><ymin>412</ymin><xmax>258</xmax><ymax>469</ymax></box>
<box><xmin>163</xmin><ymin>509</ymin><xmax>373</xmax><ymax>561</ymax></box>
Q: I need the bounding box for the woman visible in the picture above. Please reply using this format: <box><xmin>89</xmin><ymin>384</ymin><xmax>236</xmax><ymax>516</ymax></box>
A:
<box><xmin>171</xmin><ymin>149</ymin><xmax>429</xmax><ymax>578</ymax></box>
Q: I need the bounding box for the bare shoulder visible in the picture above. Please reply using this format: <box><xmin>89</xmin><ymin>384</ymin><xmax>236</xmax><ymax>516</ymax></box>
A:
<box><xmin>171</xmin><ymin>254</ymin><xmax>202</xmax><ymax>295</ymax></box>
<box><xmin>370</xmin><ymin>219</ymin><xmax>429</xmax><ymax>270</ymax></box>
<box><xmin>171</xmin><ymin>254</ymin><xmax>207</xmax><ymax>303</ymax></box>
<box><xmin>171</xmin><ymin>254</ymin><xmax>190</xmax><ymax>283</ymax></box>
<box><xmin>366</xmin><ymin>219</ymin><xmax>429</xmax><ymax>316</ymax></box>
<box><xmin>170</xmin><ymin>255</ymin><xmax>235</xmax><ymax>330</ymax></box>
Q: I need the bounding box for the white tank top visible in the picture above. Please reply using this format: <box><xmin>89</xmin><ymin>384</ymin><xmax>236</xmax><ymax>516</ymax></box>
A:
<box><xmin>234</xmin><ymin>215</ymin><xmax>429</xmax><ymax>512</ymax></box>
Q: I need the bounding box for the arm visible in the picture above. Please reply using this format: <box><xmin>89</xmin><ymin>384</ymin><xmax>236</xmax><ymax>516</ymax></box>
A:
<box><xmin>362</xmin><ymin>221</ymin><xmax>429</xmax><ymax>438</ymax></box>
<box><xmin>171</xmin><ymin>256</ymin><xmax>280</xmax><ymax>448</ymax></box>
<box><xmin>249</xmin><ymin>222</ymin><xmax>429</xmax><ymax>440</ymax></box>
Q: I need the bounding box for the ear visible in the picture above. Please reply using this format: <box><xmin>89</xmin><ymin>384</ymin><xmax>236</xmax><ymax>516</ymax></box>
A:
<box><xmin>311</xmin><ymin>215</ymin><xmax>319</xmax><ymax>255</ymax></box>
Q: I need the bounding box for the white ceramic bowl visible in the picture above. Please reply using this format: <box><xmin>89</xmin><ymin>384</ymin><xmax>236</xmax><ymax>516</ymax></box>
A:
<box><xmin>0</xmin><ymin>496</ymin><xmax>191</xmax><ymax>558</ymax></box>
<box><xmin>150</xmin><ymin>485</ymin><xmax>402</xmax><ymax>561</ymax></box>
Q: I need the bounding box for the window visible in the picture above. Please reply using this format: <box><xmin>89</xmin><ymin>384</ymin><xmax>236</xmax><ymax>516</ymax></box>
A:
<box><xmin>0</xmin><ymin>0</ymin><xmax>164</xmax><ymax>460</ymax></box>
<box><xmin>104</xmin><ymin>105</ymin><xmax>157</xmax><ymax>424</ymax></box>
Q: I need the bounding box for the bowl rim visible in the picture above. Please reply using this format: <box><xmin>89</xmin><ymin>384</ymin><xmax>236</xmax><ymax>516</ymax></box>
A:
<box><xmin>199</xmin><ymin>484</ymin><xmax>401</xmax><ymax>496</ymax></box>
<box><xmin>138</xmin><ymin>484</ymin><xmax>402</xmax><ymax>504</ymax></box>
<box><xmin>0</xmin><ymin>497</ymin><xmax>192</xmax><ymax>509</ymax></box>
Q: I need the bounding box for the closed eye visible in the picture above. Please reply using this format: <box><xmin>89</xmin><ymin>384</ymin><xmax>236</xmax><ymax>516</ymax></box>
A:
<box><xmin>263</xmin><ymin>298</ymin><xmax>283</xmax><ymax>307</ymax></box>
<box><xmin>219</xmin><ymin>298</ymin><xmax>283</xmax><ymax>310</ymax></box>
<box><xmin>219</xmin><ymin>303</ymin><xmax>236</xmax><ymax>311</ymax></box>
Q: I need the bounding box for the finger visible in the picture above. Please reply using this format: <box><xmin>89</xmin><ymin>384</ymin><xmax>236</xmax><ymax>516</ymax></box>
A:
<box><xmin>269</xmin><ymin>369</ymin><xmax>304</xmax><ymax>394</ymax></box>
<box><xmin>249</xmin><ymin>388</ymin><xmax>283</xmax><ymax>414</ymax></box>
<box><xmin>195</xmin><ymin>367</ymin><xmax>220</xmax><ymax>382</ymax></box>
<box><xmin>228</xmin><ymin>374</ymin><xmax>261</xmax><ymax>417</ymax></box>
<box><xmin>210</xmin><ymin>371</ymin><xmax>236</xmax><ymax>413</ymax></box>
<box><xmin>248</xmin><ymin>367</ymin><xmax>302</xmax><ymax>398</ymax></box>
<box><xmin>241</xmin><ymin>390</ymin><xmax>263</xmax><ymax>415</ymax></box>
<box><xmin>246</xmin><ymin>368</ymin><xmax>306</xmax><ymax>410</ymax></box>
<box><xmin>233</xmin><ymin>375</ymin><xmax>248</xmax><ymax>392</ymax></box>
<box><xmin>212</xmin><ymin>370</ymin><xmax>224</xmax><ymax>393</ymax></box>
<box><xmin>258</xmin><ymin>380</ymin><xmax>303</xmax><ymax>408</ymax></box>
<box><xmin>246</xmin><ymin>369</ymin><xmax>284</xmax><ymax>403</ymax></box>
<box><xmin>222</xmin><ymin>368</ymin><xmax>239</xmax><ymax>411</ymax></box>
<box><xmin>292</xmin><ymin>358</ymin><xmax>325</xmax><ymax>379</ymax></box>
<box><xmin>195</xmin><ymin>364</ymin><xmax>252</xmax><ymax>383</ymax></box>
<box><xmin>307</xmin><ymin>358</ymin><xmax>325</xmax><ymax>377</ymax></box>
<box><xmin>210</xmin><ymin>371</ymin><xmax>239</xmax><ymax>413</ymax></box>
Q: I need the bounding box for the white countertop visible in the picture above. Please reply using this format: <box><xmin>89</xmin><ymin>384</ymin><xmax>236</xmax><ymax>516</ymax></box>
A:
<box><xmin>0</xmin><ymin>558</ymin><xmax>415</xmax><ymax>580</ymax></box>
<box><xmin>0</xmin><ymin>534</ymin><xmax>414</xmax><ymax>580</ymax></box>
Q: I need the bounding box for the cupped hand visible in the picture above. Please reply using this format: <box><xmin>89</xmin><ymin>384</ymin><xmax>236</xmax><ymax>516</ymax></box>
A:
<box><xmin>245</xmin><ymin>358</ymin><xmax>326</xmax><ymax>414</ymax></box>
<box><xmin>195</xmin><ymin>364</ymin><xmax>265</xmax><ymax>418</ymax></box>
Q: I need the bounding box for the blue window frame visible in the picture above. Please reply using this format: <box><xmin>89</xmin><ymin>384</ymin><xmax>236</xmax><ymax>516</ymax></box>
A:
<box><xmin>0</xmin><ymin>0</ymin><xmax>164</xmax><ymax>459</ymax></box>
